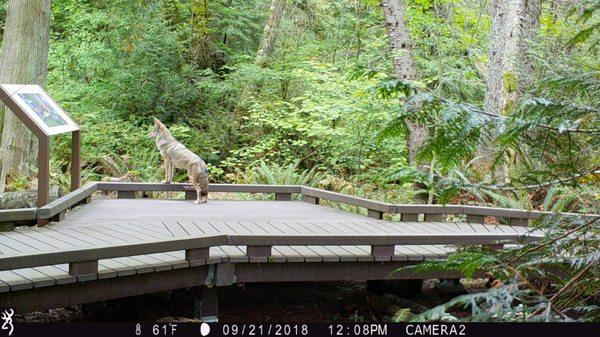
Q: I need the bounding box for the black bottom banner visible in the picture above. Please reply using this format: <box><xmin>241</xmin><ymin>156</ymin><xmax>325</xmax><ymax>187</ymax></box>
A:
<box><xmin>3</xmin><ymin>322</ymin><xmax>600</xmax><ymax>337</ymax></box>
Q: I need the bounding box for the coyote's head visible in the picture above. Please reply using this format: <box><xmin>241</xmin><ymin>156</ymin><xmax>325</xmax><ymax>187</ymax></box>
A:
<box><xmin>148</xmin><ymin>118</ymin><xmax>167</xmax><ymax>138</ymax></box>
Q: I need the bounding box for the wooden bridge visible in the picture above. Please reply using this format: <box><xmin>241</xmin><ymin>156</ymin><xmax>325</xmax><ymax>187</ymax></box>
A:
<box><xmin>0</xmin><ymin>182</ymin><xmax>595</xmax><ymax>321</ymax></box>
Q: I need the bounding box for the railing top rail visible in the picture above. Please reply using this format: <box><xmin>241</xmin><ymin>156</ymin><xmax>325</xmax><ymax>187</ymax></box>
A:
<box><xmin>0</xmin><ymin>235</ymin><xmax>228</xmax><ymax>271</ymax></box>
<box><xmin>1</xmin><ymin>182</ymin><xmax>597</xmax><ymax>224</ymax></box>
<box><xmin>0</xmin><ymin>231</ymin><xmax>540</xmax><ymax>271</ymax></box>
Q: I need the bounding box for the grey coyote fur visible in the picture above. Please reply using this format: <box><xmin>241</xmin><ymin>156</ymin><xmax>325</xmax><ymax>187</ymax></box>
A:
<box><xmin>148</xmin><ymin>118</ymin><xmax>209</xmax><ymax>204</ymax></box>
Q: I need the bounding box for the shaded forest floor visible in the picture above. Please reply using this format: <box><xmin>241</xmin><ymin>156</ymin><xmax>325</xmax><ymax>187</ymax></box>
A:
<box><xmin>16</xmin><ymin>280</ymin><xmax>482</xmax><ymax>322</ymax></box>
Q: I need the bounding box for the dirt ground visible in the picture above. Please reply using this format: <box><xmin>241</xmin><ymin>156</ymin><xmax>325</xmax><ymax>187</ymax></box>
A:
<box><xmin>16</xmin><ymin>279</ymin><xmax>482</xmax><ymax>323</ymax></box>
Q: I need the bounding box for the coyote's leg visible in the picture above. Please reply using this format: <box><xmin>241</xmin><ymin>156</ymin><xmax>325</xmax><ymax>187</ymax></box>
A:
<box><xmin>162</xmin><ymin>159</ymin><xmax>172</xmax><ymax>184</ymax></box>
<box><xmin>194</xmin><ymin>182</ymin><xmax>202</xmax><ymax>204</ymax></box>
<box><xmin>188</xmin><ymin>166</ymin><xmax>202</xmax><ymax>204</ymax></box>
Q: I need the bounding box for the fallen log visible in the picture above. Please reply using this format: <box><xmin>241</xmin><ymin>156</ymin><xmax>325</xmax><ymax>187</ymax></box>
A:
<box><xmin>0</xmin><ymin>186</ymin><xmax>60</xmax><ymax>209</ymax></box>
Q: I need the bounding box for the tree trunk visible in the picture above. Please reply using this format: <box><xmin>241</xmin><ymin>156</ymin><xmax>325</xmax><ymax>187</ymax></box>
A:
<box><xmin>521</xmin><ymin>0</ymin><xmax>541</xmax><ymax>87</ymax></box>
<box><xmin>0</xmin><ymin>0</ymin><xmax>51</xmax><ymax>193</ymax></box>
<box><xmin>478</xmin><ymin>0</ymin><xmax>525</xmax><ymax>168</ymax></box>
<box><xmin>381</xmin><ymin>0</ymin><xmax>427</xmax><ymax>165</ymax></box>
<box><xmin>189</xmin><ymin>0</ymin><xmax>224</xmax><ymax>70</ymax></box>
<box><xmin>235</xmin><ymin>0</ymin><xmax>285</xmax><ymax>112</ymax></box>
<box><xmin>0</xmin><ymin>186</ymin><xmax>59</xmax><ymax>209</ymax></box>
<box><xmin>255</xmin><ymin>0</ymin><xmax>285</xmax><ymax>67</ymax></box>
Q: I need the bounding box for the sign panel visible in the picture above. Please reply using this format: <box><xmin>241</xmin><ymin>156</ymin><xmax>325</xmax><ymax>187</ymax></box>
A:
<box><xmin>0</xmin><ymin>84</ymin><xmax>78</xmax><ymax>136</ymax></box>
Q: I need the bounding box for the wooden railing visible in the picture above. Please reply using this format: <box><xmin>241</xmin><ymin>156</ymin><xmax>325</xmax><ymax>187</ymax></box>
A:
<box><xmin>1</xmin><ymin>182</ymin><xmax>597</xmax><ymax>229</ymax></box>
<box><xmin>0</xmin><ymin>230</ymin><xmax>540</xmax><ymax>276</ymax></box>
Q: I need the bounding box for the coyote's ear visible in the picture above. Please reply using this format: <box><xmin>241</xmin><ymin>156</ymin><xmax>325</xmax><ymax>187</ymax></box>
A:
<box><xmin>153</xmin><ymin>118</ymin><xmax>164</xmax><ymax>129</ymax></box>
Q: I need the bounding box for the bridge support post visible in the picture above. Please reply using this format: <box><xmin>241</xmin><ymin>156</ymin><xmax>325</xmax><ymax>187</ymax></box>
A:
<box><xmin>367</xmin><ymin>209</ymin><xmax>383</xmax><ymax>220</ymax></box>
<box><xmin>194</xmin><ymin>286</ymin><xmax>218</xmax><ymax>322</ymax></box>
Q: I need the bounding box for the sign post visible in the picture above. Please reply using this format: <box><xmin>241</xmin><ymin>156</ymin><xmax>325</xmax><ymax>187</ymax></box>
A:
<box><xmin>0</xmin><ymin>84</ymin><xmax>80</xmax><ymax>225</ymax></box>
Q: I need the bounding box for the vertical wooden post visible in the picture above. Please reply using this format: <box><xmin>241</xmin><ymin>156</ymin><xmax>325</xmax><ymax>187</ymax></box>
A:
<box><xmin>371</xmin><ymin>245</ymin><xmax>395</xmax><ymax>261</ymax></box>
<box><xmin>401</xmin><ymin>213</ymin><xmax>419</xmax><ymax>222</ymax></box>
<box><xmin>466</xmin><ymin>214</ymin><xmax>485</xmax><ymax>223</ymax></box>
<box><xmin>367</xmin><ymin>209</ymin><xmax>383</xmax><ymax>220</ymax></box>
<box><xmin>510</xmin><ymin>218</ymin><xmax>528</xmax><ymax>226</ymax></box>
<box><xmin>37</xmin><ymin>136</ymin><xmax>50</xmax><ymax>226</ymax></box>
<box><xmin>71</xmin><ymin>130</ymin><xmax>81</xmax><ymax>191</ymax></box>
<box><xmin>247</xmin><ymin>245</ymin><xmax>272</xmax><ymax>263</ymax></box>
<box><xmin>117</xmin><ymin>191</ymin><xmax>136</xmax><ymax>199</ymax></box>
<box><xmin>424</xmin><ymin>213</ymin><xmax>442</xmax><ymax>222</ymax></box>
<box><xmin>69</xmin><ymin>260</ymin><xmax>98</xmax><ymax>277</ymax></box>
<box><xmin>194</xmin><ymin>286</ymin><xmax>218</xmax><ymax>322</ymax></box>
<box><xmin>37</xmin><ymin>136</ymin><xmax>50</xmax><ymax>208</ymax></box>
<box><xmin>275</xmin><ymin>193</ymin><xmax>292</xmax><ymax>201</ymax></box>
<box><xmin>304</xmin><ymin>195</ymin><xmax>319</xmax><ymax>204</ymax></box>
<box><xmin>186</xmin><ymin>247</ymin><xmax>209</xmax><ymax>266</ymax></box>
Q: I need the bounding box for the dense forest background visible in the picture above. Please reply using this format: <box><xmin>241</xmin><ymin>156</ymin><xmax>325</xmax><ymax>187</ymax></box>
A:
<box><xmin>0</xmin><ymin>0</ymin><xmax>598</xmax><ymax>322</ymax></box>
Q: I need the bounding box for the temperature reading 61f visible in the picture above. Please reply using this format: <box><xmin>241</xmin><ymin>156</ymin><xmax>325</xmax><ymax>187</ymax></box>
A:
<box><xmin>135</xmin><ymin>323</ymin><xmax>179</xmax><ymax>336</ymax></box>
<box><xmin>153</xmin><ymin>323</ymin><xmax>178</xmax><ymax>336</ymax></box>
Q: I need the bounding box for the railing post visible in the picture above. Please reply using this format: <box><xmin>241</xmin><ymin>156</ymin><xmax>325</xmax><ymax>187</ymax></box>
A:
<box><xmin>424</xmin><ymin>213</ymin><xmax>442</xmax><ymax>222</ymax></box>
<box><xmin>401</xmin><ymin>213</ymin><xmax>419</xmax><ymax>222</ymax></box>
<box><xmin>185</xmin><ymin>190</ymin><xmax>196</xmax><ymax>200</ymax></box>
<box><xmin>51</xmin><ymin>211</ymin><xmax>66</xmax><ymax>222</ymax></box>
<box><xmin>0</xmin><ymin>222</ymin><xmax>14</xmax><ymax>232</ymax></box>
<box><xmin>71</xmin><ymin>130</ymin><xmax>81</xmax><ymax>192</ymax></box>
<box><xmin>117</xmin><ymin>190</ymin><xmax>136</xmax><ymax>199</ymax></box>
<box><xmin>304</xmin><ymin>195</ymin><xmax>319</xmax><ymax>205</ymax></box>
<box><xmin>367</xmin><ymin>209</ymin><xmax>383</xmax><ymax>220</ymax></box>
<box><xmin>275</xmin><ymin>193</ymin><xmax>292</xmax><ymax>201</ymax></box>
<box><xmin>185</xmin><ymin>247</ymin><xmax>210</xmax><ymax>266</ymax></box>
<box><xmin>510</xmin><ymin>218</ymin><xmax>528</xmax><ymax>226</ymax></box>
<box><xmin>81</xmin><ymin>195</ymin><xmax>92</xmax><ymax>204</ymax></box>
<box><xmin>69</xmin><ymin>260</ymin><xmax>98</xmax><ymax>278</ymax></box>
<box><xmin>466</xmin><ymin>214</ymin><xmax>485</xmax><ymax>223</ymax></box>
<box><xmin>246</xmin><ymin>245</ymin><xmax>272</xmax><ymax>263</ymax></box>
<box><xmin>371</xmin><ymin>245</ymin><xmax>395</xmax><ymax>261</ymax></box>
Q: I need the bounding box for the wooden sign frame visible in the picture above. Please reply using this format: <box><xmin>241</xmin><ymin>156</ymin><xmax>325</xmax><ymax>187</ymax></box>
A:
<box><xmin>0</xmin><ymin>84</ymin><xmax>80</xmax><ymax>224</ymax></box>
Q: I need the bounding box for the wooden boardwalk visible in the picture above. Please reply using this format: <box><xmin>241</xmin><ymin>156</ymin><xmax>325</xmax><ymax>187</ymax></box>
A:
<box><xmin>0</xmin><ymin>182</ymin><xmax>588</xmax><ymax>319</ymax></box>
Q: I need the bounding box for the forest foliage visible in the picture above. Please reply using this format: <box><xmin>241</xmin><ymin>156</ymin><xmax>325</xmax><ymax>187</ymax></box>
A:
<box><xmin>0</xmin><ymin>0</ymin><xmax>598</xmax><ymax>322</ymax></box>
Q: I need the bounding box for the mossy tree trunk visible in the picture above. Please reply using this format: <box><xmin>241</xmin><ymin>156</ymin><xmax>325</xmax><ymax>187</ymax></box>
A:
<box><xmin>381</xmin><ymin>0</ymin><xmax>427</xmax><ymax>165</ymax></box>
<box><xmin>0</xmin><ymin>0</ymin><xmax>51</xmax><ymax>193</ymax></box>
<box><xmin>478</xmin><ymin>0</ymin><xmax>525</xmax><ymax>175</ymax></box>
<box><xmin>235</xmin><ymin>0</ymin><xmax>285</xmax><ymax>113</ymax></box>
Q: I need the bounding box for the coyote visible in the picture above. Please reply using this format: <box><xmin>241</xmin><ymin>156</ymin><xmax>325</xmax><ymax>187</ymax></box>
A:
<box><xmin>148</xmin><ymin>118</ymin><xmax>209</xmax><ymax>204</ymax></box>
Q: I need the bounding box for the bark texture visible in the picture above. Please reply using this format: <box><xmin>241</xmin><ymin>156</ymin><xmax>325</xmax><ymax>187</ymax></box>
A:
<box><xmin>255</xmin><ymin>0</ymin><xmax>285</xmax><ymax>67</ymax></box>
<box><xmin>235</xmin><ymin>0</ymin><xmax>285</xmax><ymax>112</ymax></box>
<box><xmin>381</xmin><ymin>0</ymin><xmax>427</xmax><ymax>164</ymax></box>
<box><xmin>521</xmin><ymin>0</ymin><xmax>541</xmax><ymax>86</ymax></box>
<box><xmin>478</xmin><ymin>0</ymin><xmax>525</xmax><ymax>164</ymax></box>
<box><xmin>0</xmin><ymin>0</ymin><xmax>52</xmax><ymax>192</ymax></box>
